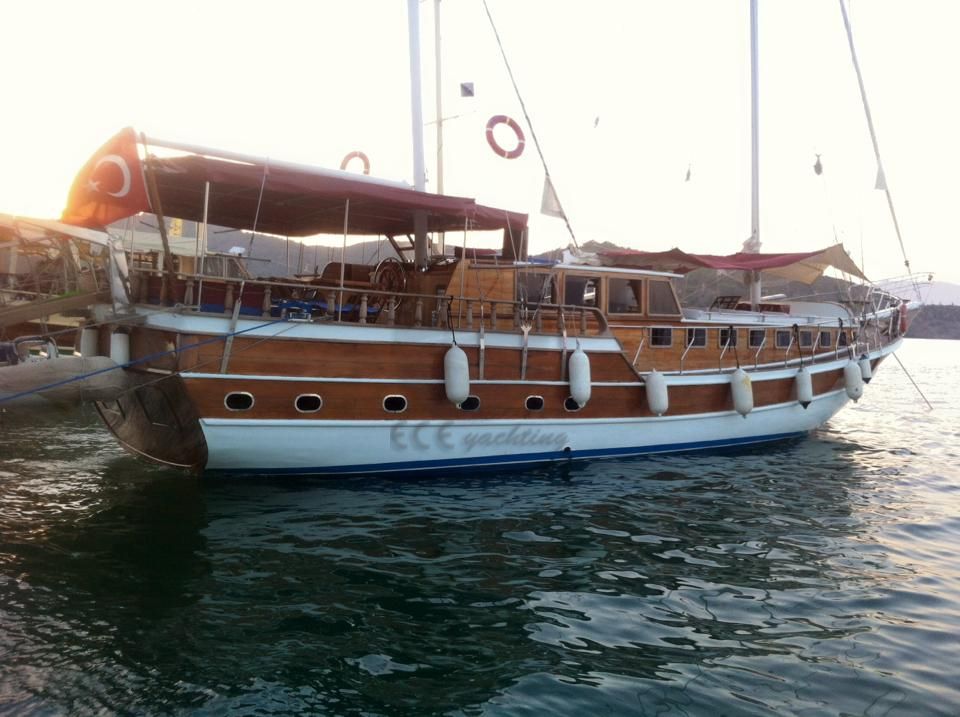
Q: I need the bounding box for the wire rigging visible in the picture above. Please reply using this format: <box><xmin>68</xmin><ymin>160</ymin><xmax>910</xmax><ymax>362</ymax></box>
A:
<box><xmin>481</xmin><ymin>0</ymin><xmax>579</xmax><ymax>249</ymax></box>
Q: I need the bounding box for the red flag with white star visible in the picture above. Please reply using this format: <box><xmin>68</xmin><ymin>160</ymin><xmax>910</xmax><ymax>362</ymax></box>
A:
<box><xmin>61</xmin><ymin>127</ymin><xmax>151</xmax><ymax>228</ymax></box>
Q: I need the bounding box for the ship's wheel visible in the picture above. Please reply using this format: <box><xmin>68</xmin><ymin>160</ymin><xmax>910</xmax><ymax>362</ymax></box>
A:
<box><xmin>371</xmin><ymin>256</ymin><xmax>407</xmax><ymax>316</ymax></box>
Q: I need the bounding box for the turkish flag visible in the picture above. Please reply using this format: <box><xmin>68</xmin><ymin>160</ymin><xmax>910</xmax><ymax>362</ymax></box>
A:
<box><xmin>61</xmin><ymin>127</ymin><xmax>151</xmax><ymax>228</ymax></box>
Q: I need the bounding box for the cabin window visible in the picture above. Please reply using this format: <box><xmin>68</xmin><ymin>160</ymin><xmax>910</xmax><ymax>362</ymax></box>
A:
<box><xmin>838</xmin><ymin>331</ymin><xmax>849</xmax><ymax>347</ymax></box>
<box><xmin>799</xmin><ymin>330</ymin><xmax>814</xmax><ymax>348</ymax></box>
<box><xmin>383</xmin><ymin>395</ymin><xmax>408</xmax><ymax>413</ymax></box>
<box><xmin>685</xmin><ymin>328</ymin><xmax>706</xmax><ymax>348</ymax></box>
<box><xmin>225</xmin><ymin>392</ymin><xmax>254</xmax><ymax>411</ymax></box>
<box><xmin>458</xmin><ymin>395</ymin><xmax>481</xmax><ymax>411</ymax></box>
<box><xmin>719</xmin><ymin>328</ymin><xmax>738</xmax><ymax>348</ymax></box>
<box><xmin>819</xmin><ymin>330</ymin><xmax>832</xmax><ymax>348</ymax></box>
<box><xmin>650</xmin><ymin>327</ymin><xmax>673</xmax><ymax>347</ymax></box>
<box><xmin>775</xmin><ymin>329</ymin><xmax>792</xmax><ymax>349</ymax></box>
<box><xmin>564</xmin><ymin>276</ymin><xmax>600</xmax><ymax>307</ymax></box>
<box><xmin>295</xmin><ymin>394</ymin><xmax>323</xmax><ymax>413</ymax></box>
<box><xmin>564</xmin><ymin>397</ymin><xmax>582</xmax><ymax>412</ymax></box>
<box><xmin>519</xmin><ymin>273</ymin><xmax>553</xmax><ymax>304</ymax></box>
<box><xmin>525</xmin><ymin>395</ymin><xmax>545</xmax><ymax>411</ymax></box>
<box><xmin>749</xmin><ymin>329</ymin><xmax>766</xmax><ymax>348</ymax></box>
<box><xmin>648</xmin><ymin>280</ymin><xmax>680</xmax><ymax>316</ymax></box>
<box><xmin>608</xmin><ymin>278</ymin><xmax>643</xmax><ymax>313</ymax></box>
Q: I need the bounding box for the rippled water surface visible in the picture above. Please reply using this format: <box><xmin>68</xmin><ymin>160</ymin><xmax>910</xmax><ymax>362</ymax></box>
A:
<box><xmin>2</xmin><ymin>339</ymin><xmax>959</xmax><ymax>715</ymax></box>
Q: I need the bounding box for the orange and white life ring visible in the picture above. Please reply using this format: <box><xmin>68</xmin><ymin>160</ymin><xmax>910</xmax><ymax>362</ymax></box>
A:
<box><xmin>485</xmin><ymin>115</ymin><xmax>525</xmax><ymax>159</ymax></box>
<box><xmin>340</xmin><ymin>151</ymin><xmax>370</xmax><ymax>175</ymax></box>
<box><xmin>898</xmin><ymin>302</ymin><xmax>909</xmax><ymax>333</ymax></box>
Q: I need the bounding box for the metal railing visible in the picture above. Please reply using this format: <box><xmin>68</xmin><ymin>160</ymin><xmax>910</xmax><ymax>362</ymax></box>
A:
<box><xmin>125</xmin><ymin>267</ymin><xmax>610</xmax><ymax>338</ymax></box>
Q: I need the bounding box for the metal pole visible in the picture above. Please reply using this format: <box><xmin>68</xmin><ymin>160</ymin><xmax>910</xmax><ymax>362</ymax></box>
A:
<box><xmin>197</xmin><ymin>180</ymin><xmax>210</xmax><ymax>308</ymax></box>
<box><xmin>435</xmin><ymin>0</ymin><xmax>444</xmax><ymax>195</ymax></box>
<box><xmin>748</xmin><ymin>0</ymin><xmax>762</xmax><ymax>308</ymax></box>
<box><xmin>408</xmin><ymin>0</ymin><xmax>429</xmax><ymax>269</ymax></box>
<box><xmin>434</xmin><ymin>0</ymin><xmax>445</xmax><ymax>256</ymax></box>
<box><xmin>338</xmin><ymin>199</ymin><xmax>350</xmax><ymax>322</ymax></box>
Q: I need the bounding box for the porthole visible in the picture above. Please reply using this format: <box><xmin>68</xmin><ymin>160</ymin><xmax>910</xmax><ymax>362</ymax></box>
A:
<box><xmin>225</xmin><ymin>391</ymin><xmax>254</xmax><ymax>411</ymax></box>
<box><xmin>564</xmin><ymin>396</ymin><xmax>582</xmax><ymax>412</ymax></box>
<box><xmin>295</xmin><ymin>393</ymin><xmax>323</xmax><ymax>413</ymax></box>
<box><xmin>383</xmin><ymin>395</ymin><xmax>408</xmax><ymax>413</ymax></box>
<box><xmin>458</xmin><ymin>395</ymin><xmax>481</xmax><ymax>411</ymax></box>
<box><xmin>525</xmin><ymin>395</ymin><xmax>545</xmax><ymax>411</ymax></box>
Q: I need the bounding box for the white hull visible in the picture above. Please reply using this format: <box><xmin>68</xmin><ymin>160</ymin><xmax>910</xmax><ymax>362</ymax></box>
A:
<box><xmin>199</xmin><ymin>388</ymin><xmax>850</xmax><ymax>475</ymax></box>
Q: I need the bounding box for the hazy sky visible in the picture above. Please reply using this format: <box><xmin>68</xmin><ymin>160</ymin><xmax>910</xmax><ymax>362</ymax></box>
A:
<box><xmin>2</xmin><ymin>1</ymin><xmax>958</xmax><ymax>283</ymax></box>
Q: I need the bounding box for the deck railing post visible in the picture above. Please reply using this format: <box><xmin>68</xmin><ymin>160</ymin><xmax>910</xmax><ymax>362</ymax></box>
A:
<box><xmin>262</xmin><ymin>286</ymin><xmax>272</xmax><ymax>318</ymax></box>
<box><xmin>224</xmin><ymin>282</ymin><xmax>235</xmax><ymax>314</ymax></box>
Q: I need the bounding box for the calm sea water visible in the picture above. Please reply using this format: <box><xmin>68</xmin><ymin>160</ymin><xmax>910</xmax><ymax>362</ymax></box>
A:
<box><xmin>1</xmin><ymin>339</ymin><xmax>958</xmax><ymax>716</ymax></box>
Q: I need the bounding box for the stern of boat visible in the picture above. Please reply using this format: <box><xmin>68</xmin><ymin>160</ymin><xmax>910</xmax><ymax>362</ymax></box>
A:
<box><xmin>95</xmin><ymin>372</ymin><xmax>207</xmax><ymax>471</ymax></box>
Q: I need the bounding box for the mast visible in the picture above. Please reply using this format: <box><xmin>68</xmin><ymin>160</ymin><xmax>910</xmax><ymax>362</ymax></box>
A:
<box><xmin>434</xmin><ymin>0</ymin><xmax>446</xmax><ymax>255</ymax></box>
<box><xmin>434</xmin><ymin>0</ymin><xmax>444</xmax><ymax>196</ymax></box>
<box><xmin>407</xmin><ymin>0</ymin><xmax>429</xmax><ymax>269</ymax></box>
<box><xmin>747</xmin><ymin>0</ymin><xmax>762</xmax><ymax>307</ymax></box>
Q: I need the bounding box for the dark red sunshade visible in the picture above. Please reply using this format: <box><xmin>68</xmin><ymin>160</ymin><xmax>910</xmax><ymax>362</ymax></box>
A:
<box><xmin>62</xmin><ymin>128</ymin><xmax>527</xmax><ymax>238</ymax></box>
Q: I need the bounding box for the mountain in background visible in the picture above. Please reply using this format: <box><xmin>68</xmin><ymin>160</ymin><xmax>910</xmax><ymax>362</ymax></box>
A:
<box><xmin>916</xmin><ymin>281</ymin><xmax>960</xmax><ymax>306</ymax></box>
<box><xmin>207</xmin><ymin>230</ymin><xmax>399</xmax><ymax>277</ymax></box>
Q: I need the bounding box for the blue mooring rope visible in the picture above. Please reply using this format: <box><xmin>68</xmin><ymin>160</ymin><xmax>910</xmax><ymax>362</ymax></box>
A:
<box><xmin>0</xmin><ymin>318</ymin><xmax>282</xmax><ymax>405</ymax></box>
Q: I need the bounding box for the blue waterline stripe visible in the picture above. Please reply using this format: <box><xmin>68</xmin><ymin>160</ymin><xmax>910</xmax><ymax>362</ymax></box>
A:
<box><xmin>209</xmin><ymin>430</ymin><xmax>807</xmax><ymax>476</ymax></box>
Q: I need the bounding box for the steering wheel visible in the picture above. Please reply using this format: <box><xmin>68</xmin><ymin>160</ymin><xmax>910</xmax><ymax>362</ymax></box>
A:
<box><xmin>371</xmin><ymin>257</ymin><xmax>407</xmax><ymax>314</ymax></box>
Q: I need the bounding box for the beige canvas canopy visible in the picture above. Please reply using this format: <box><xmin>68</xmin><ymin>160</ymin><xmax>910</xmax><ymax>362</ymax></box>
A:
<box><xmin>597</xmin><ymin>244</ymin><xmax>868</xmax><ymax>284</ymax></box>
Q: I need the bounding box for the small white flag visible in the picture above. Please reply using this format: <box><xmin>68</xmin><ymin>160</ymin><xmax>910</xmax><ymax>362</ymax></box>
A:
<box><xmin>540</xmin><ymin>176</ymin><xmax>565</xmax><ymax>218</ymax></box>
<box><xmin>875</xmin><ymin>166</ymin><xmax>887</xmax><ymax>191</ymax></box>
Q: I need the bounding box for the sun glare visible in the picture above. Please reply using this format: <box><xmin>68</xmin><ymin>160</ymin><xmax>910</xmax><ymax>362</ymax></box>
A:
<box><xmin>1</xmin><ymin>1</ymin><xmax>958</xmax><ymax>282</ymax></box>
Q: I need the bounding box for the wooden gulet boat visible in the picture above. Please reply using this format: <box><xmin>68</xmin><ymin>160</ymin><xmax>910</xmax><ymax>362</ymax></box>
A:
<box><xmin>50</xmin><ymin>129</ymin><xmax>912</xmax><ymax>476</ymax></box>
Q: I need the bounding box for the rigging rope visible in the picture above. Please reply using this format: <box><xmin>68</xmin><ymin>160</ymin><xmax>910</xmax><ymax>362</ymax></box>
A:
<box><xmin>838</xmin><ymin>0</ymin><xmax>920</xmax><ymax>299</ymax></box>
<box><xmin>0</xmin><ymin>317</ymin><xmax>297</xmax><ymax>406</ymax></box>
<box><xmin>481</xmin><ymin>0</ymin><xmax>579</xmax><ymax>249</ymax></box>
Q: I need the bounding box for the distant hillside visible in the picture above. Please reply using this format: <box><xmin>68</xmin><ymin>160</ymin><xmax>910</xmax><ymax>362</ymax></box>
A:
<box><xmin>905</xmin><ymin>305</ymin><xmax>960</xmax><ymax>340</ymax></box>
<box><xmin>129</xmin><ymin>218</ymin><xmax>400</xmax><ymax>277</ymax></box>
<box><xmin>920</xmin><ymin>281</ymin><xmax>960</xmax><ymax>306</ymax></box>
<box><xmin>206</xmin><ymin>231</ymin><xmax>399</xmax><ymax>277</ymax></box>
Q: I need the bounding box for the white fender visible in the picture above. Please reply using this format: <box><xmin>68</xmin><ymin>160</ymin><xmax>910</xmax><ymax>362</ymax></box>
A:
<box><xmin>795</xmin><ymin>366</ymin><xmax>813</xmax><ymax>409</ymax></box>
<box><xmin>79</xmin><ymin>327</ymin><xmax>99</xmax><ymax>358</ymax></box>
<box><xmin>844</xmin><ymin>360</ymin><xmax>864</xmax><ymax>401</ymax></box>
<box><xmin>109</xmin><ymin>332</ymin><xmax>130</xmax><ymax>365</ymax></box>
<box><xmin>443</xmin><ymin>345</ymin><xmax>470</xmax><ymax>404</ymax></box>
<box><xmin>568</xmin><ymin>348</ymin><xmax>591</xmax><ymax>406</ymax></box>
<box><xmin>731</xmin><ymin>368</ymin><xmax>753</xmax><ymax>417</ymax></box>
<box><xmin>858</xmin><ymin>354</ymin><xmax>873</xmax><ymax>384</ymax></box>
<box><xmin>645</xmin><ymin>370</ymin><xmax>669</xmax><ymax>416</ymax></box>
